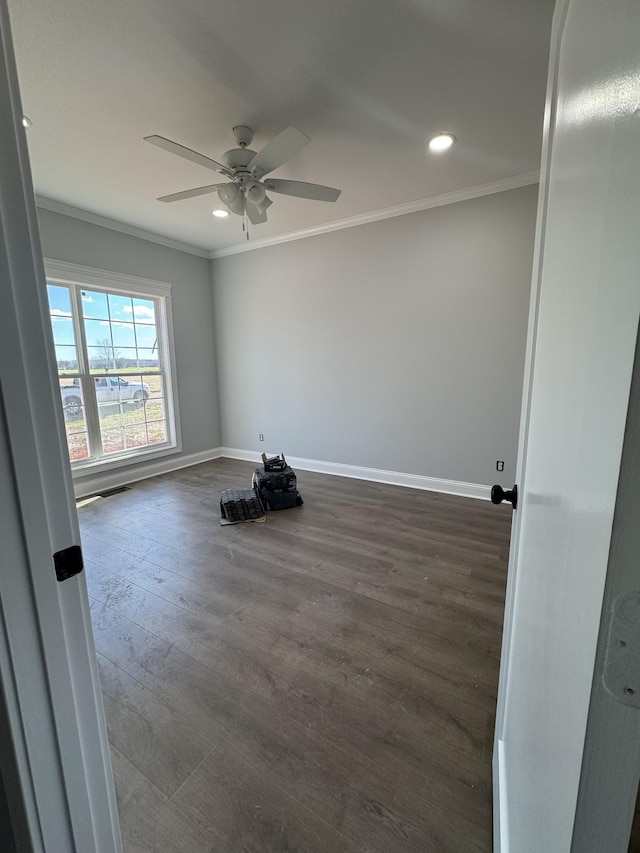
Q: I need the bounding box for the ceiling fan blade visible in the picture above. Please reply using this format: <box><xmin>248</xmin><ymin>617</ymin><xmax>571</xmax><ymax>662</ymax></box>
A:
<box><xmin>144</xmin><ymin>135</ymin><xmax>232</xmax><ymax>177</ymax></box>
<box><xmin>246</xmin><ymin>202</ymin><xmax>268</xmax><ymax>225</ymax></box>
<box><xmin>157</xmin><ymin>184</ymin><xmax>226</xmax><ymax>203</ymax></box>
<box><xmin>249</xmin><ymin>127</ymin><xmax>310</xmax><ymax>178</ymax></box>
<box><xmin>262</xmin><ymin>178</ymin><xmax>341</xmax><ymax>202</ymax></box>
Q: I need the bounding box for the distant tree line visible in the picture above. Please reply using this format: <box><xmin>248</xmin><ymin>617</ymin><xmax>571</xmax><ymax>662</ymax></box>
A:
<box><xmin>58</xmin><ymin>341</ymin><xmax>157</xmax><ymax>372</ymax></box>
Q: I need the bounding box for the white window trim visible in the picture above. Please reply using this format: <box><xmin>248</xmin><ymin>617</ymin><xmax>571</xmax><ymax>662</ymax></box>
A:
<box><xmin>44</xmin><ymin>259</ymin><xmax>182</xmax><ymax>474</ymax></box>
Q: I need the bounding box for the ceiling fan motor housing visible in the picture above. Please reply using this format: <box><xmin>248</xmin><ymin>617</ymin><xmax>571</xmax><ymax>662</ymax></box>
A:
<box><xmin>222</xmin><ymin>147</ymin><xmax>257</xmax><ymax>170</ymax></box>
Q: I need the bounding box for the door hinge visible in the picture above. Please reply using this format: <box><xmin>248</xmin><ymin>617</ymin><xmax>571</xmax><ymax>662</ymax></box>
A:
<box><xmin>53</xmin><ymin>544</ymin><xmax>84</xmax><ymax>583</ymax></box>
<box><xmin>602</xmin><ymin>591</ymin><xmax>640</xmax><ymax>708</ymax></box>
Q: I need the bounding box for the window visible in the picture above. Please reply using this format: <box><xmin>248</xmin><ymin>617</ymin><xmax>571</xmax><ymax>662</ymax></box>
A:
<box><xmin>45</xmin><ymin>262</ymin><xmax>180</xmax><ymax>469</ymax></box>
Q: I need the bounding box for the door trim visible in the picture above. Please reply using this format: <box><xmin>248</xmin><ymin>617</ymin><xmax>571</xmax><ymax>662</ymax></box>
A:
<box><xmin>570</xmin><ymin>328</ymin><xmax>640</xmax><ymax>849</ymax></box>
<box><xmin>0</xmin><ymin>2</ymin><xmax>121</xmax><ymax>849</ymax></box>
<box><xmin>492</xmin><ymin>0</ymin><xmax>570</xmax><ymax>847</ymax></box>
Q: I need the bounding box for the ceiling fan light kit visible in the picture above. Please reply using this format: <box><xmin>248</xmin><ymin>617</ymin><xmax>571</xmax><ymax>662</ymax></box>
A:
<box><xmin>145</xmin><ymin>125</ymin><xmax>342</xmax><ymax>234</ymax></box>
<box><xmin>217</xmin><ymin>182</ymin><xmax>240</xmax><ymax>206</ymax></box>
<box><xmin>246</xmin><ymin>182</ymin><xmax>266</xmax><ymax>205</ymax></box>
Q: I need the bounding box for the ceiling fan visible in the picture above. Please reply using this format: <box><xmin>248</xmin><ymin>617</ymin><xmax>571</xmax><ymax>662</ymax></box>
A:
<box><xmin>144</xmin><ymin>125</ymin><xmax>341</xmax><ymax>225</ymax></box>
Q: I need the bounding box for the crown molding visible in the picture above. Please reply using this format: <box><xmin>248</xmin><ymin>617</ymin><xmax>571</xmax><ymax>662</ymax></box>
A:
<box><xmin>209</xmin><ymin>170</ymin><xmax>540</xmax><ymax>259</ymax></box>
<box><xmin>36</xmin><ymin>170</ymin><xmax>539</xmax><ymax>263</ymax></box>
<box><xmin>35</xmin><ymin>196</ymin><xmax>210</xmax><ymax>259</ymax></box>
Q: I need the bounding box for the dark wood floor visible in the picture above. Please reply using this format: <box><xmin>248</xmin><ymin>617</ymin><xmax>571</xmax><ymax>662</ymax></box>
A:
<box><xmin>79</xmin><ymin>458</ymin><xmax>512</xmax><ymax>853</ymax></box>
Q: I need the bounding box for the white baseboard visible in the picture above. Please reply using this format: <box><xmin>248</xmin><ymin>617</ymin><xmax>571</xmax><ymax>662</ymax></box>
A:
<box><xmin>73</xmin><ymin>445</ymin><xmax>491</xmax><ymax>501</ymax></box>
<box><xmin>72</xmin><ymin>447</ymin><xmax>223</xmax><ymax>498</ymax></box>
<box><xmin>219</xmin><ymin>447</ymin><xmax>491</xmax><ymax>500</ymax></box>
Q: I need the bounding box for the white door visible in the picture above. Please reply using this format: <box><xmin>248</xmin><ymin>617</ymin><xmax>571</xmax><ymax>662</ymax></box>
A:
<box><xmin>493</xmin><ymin>0</ymin><xmax>640</xmax><ymax>850</ymax></box>
<box><xmin>0</xmin><ymin>2</ymin><xmax>121</xmax><ymax>850</ymax></box>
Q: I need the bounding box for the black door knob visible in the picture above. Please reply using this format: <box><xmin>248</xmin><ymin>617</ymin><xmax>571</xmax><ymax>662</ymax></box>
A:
<box><xmin>491</xmin><ymin>484</ymin><xmax>518</xmax><ymax>509</ymax></box>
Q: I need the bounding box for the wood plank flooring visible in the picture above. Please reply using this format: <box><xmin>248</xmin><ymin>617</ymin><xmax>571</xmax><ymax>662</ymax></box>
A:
<box><xmin>79</xmin><ymin>458</ymin><xmax>512</xmax><ymax>853</ymax></box>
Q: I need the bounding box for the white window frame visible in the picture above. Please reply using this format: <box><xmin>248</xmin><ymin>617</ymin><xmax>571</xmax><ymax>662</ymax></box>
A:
<box><xmin>44</xmin><ymin>259</ymin><xmax>182</xmax><ymax>474</ymax></box>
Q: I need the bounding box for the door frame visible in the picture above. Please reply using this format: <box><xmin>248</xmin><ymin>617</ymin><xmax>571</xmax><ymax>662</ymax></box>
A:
<box><xmin>491</xmin><ymin>1</ymin><xmax>569</xmax><ymax>845</ymax></box>
<box><xmin>570</xmin><ymin>320</ymin><xmax>640</xmax><ymax>849</ymax></box>
<box><xmin>493</xmin><ymin>0</ymin><xmax>640</xmax><ymax>848</ymax></box>
<box><xmin>0</xmin><ymin>2</ymin><xmax>121</xmax><ymax>849</ymax></box>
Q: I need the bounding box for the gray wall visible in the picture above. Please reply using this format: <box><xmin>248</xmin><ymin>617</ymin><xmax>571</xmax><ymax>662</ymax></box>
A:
<box><xmin>37</xmin><ymin>209</ymin><xmax>221</xmax><ymax>488</ymax></box>
<box><xmin>211</xmin><ymin>185</ymin><xmax>537</xmax><ymax>486</ymax></box>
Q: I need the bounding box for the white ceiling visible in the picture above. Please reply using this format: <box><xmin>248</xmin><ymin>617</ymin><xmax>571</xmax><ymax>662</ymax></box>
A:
<box><xmin>8</xmin><ymin>0</ymin><xmax>555</xmax><ymax>254</ymax></box>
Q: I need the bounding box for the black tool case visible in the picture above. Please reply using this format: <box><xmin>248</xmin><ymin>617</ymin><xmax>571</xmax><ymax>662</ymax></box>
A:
<box><xmin>253</xmin><ymin>465</ymin><xmax>297</xmax><ymax>494</ymax></box>
<box><xmin>261</xmin><ymin>490</ymin><xmax>302</xmax><ymax>510</ymax></box>
<box><xmin>252</xmin><ymin>453</ymin><xmax>303</xmax><ymax>510</ymax></box>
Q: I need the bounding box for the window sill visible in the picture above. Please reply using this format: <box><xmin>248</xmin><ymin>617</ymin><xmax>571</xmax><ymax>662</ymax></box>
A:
<box><xmin>71</xmin><ymin>442</ymin><xmax>181</xmax><ymax>478</ymax></box>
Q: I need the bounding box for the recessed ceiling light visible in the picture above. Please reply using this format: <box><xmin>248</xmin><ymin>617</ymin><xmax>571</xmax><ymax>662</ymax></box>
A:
<box><xmin>428</xmin><ymin>133</ymin><xmax>456</xmax><ymax>152</ymax></box>
<box><xmin>22</xmin><ymin>115</ymin><xmax>32</xmax><ymax>129</ymax></box>
<box><xmin>212</xmin><ymin>209</ymin><xmax>229</xmax><ymax>218</ymax></box>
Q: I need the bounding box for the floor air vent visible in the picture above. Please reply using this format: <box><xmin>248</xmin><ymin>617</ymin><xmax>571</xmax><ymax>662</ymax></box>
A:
<box><xmin>95</xmin><ymin>485</ymin><xmax>131</xmax><ymax>498</ymax></box>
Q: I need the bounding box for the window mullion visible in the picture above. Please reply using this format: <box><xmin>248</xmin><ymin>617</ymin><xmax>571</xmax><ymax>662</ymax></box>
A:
<box><xmin>71</xmin><ymin>286</ymin><xmax>103</xmax><ymax>460</ymax></box>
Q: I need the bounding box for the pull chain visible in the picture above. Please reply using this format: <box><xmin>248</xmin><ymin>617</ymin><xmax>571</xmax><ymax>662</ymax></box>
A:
<box><xmin>242</xmin><ymin>193</ymin><xmax>250</xmax><ymax>240</ymax></box>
